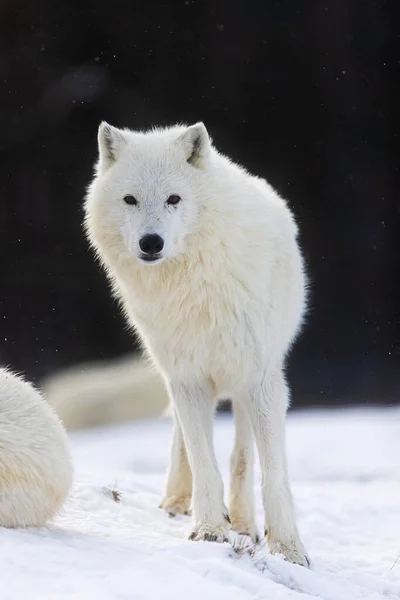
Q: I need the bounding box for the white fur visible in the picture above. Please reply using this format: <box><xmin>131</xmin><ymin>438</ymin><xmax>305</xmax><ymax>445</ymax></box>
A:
<box><xmin>84</xmin><ymin>121</ymin><xmax>309</xmax><ymax>566</ymax></box>
<box><xmin>0</xmin><ymin>368</ymin><xmax>73</xmax><ymax>527</ymax></box>
<box><xmin>41</xmin><ymin>355</ymin><xmax>169</xmax><ymax>430</ymax></box>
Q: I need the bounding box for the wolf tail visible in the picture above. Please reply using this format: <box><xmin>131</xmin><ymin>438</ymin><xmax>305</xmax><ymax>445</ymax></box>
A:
<box><xmin>40</xmin><ymin>354</ymin><xmax>169</xmax><ymax>430</ymax></box>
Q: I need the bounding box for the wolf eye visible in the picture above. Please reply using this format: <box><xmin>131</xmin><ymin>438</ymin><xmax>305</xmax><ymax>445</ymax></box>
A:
<box><xmin>123</xmin><ymin>195</ymin><xmax>138</xmax><ymax>206</ymax></box>
<box><xmin>166</xmin><ymin>194</ymin><xmax>181</xmax><ymax>206</ymax></box>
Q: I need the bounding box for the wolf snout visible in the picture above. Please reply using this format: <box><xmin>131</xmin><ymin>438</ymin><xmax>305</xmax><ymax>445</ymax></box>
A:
<box><xmin>139</xmin><ymin>234</ymin><xmax>164</xmax><ymax>255</ymax></box>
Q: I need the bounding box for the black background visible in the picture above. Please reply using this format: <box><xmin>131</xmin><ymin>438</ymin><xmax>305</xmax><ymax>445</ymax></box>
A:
<box><xmin>1</xmin><ymin>0</ymin><xmax>398</xmax><ymax>407</ymax></box>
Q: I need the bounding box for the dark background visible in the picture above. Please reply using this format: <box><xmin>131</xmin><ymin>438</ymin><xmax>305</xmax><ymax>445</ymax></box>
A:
<box><xmin>0</xmin><ymin>0</ymin><xmax>398</xmax><ymax>407</ymax></box>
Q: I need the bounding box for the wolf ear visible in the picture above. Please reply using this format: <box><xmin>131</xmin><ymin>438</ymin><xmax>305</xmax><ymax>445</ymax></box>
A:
<box><xmin>97</xmin><ymin>122</ymin><xmax>127</xmax><ymax>172</ymax></box>
<box><xmin>177</xmin><ymin>122</ymin><xmax>210</xmax><ymax>167</ymax></box>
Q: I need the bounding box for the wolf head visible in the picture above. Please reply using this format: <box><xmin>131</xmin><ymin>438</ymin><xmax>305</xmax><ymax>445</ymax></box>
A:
<box><xmin>87</xmin><ymin>122</ymin><xmax>212</xmax><ymax>265</ymax></box>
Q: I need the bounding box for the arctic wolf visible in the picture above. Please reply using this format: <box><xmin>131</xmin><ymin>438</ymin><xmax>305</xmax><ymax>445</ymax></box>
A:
<box><xmin>41</xmin><ymin>354</ymin><xmax>169</xmax><ymax>430</ymax></box>
<box><xmin>84</xmin><ymin>121</ymin><xmax>309</xmax><ymax>566</ymax></box>
<box><xmin>0</xmin><ymin>368</ymin><xmax>72</xmax><ymax>527</ymax></box>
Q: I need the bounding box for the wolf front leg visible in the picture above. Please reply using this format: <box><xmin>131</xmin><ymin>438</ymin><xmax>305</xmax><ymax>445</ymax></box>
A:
<box><xmin>168</xmin><ymin>379</ymin><xmax>230</xmax><ymax>543</ymax></box>
<box><xmin>246</xmin><ymin>369</ymin><xmax>309</xmax><ymax>567</ymax></box>
<box><xmin>229</xmin><ymin>401</ymin><xmax>259</xmax><ymax>542</ymax></box>
<box><xmin>159</xmin><ymin>408</ymin><xmax>192</xmax><ymax>516</ymax></box>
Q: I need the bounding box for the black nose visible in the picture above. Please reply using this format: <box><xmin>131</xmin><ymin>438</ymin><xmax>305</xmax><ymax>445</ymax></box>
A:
<box><xmin>139</xmin><ymin>234</ymin><xmax>164</xmax><ymax>255</ymax></box>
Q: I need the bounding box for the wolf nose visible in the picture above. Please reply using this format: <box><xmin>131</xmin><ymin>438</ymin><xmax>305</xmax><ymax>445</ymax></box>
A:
<box><xmin>139</xmin><ymin>234</ymin><xmax>164</xmax><ymax>255</ymax></box>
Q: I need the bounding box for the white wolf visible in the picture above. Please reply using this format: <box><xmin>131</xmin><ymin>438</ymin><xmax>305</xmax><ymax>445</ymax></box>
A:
<box><xmin>84</xmin><ymin>121</ymin><xmax>309</xmax><ymax>566</ymax></box>
<box><xmin>0</xmin><ymin>368</ymin><xmax>72</xmax><ymax>527</ymax></box>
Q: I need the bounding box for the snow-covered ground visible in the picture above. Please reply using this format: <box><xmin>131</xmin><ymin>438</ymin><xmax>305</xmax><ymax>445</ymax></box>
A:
<box><xmin>2</xmin><ymin>407</ymin><xmax>400</xmax><ymax>600</ymax></box>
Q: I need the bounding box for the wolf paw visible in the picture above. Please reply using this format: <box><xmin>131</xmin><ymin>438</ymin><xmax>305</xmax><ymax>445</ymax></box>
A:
<box><xmin>188</xmin><ymin>521</ymin><xmax>230</xmax><ymax>543</ymax></box>
<box><xmin>268</xmin><ymin>537</ymin><xmax>310</xmax><ymax>568</ymax></box>
<box><xmin>231</xmin><ymin>516</ymin><xmax>260</xmax><ymax>544</ymax></box>
<box><xmin>159</xmin><ymin>495</ymin><xmax>191</xmax><ymax>517</ymax></box>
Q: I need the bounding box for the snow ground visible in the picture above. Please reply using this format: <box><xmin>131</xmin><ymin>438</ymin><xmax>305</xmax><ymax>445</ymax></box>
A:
<box><xmin>2</xmin><ymin>407</ymin><xmax>400</xmax><ymax>600</ymax></box>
